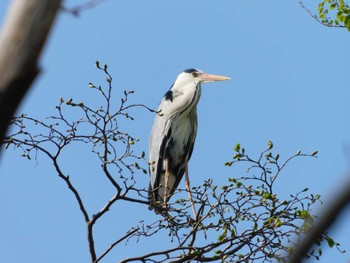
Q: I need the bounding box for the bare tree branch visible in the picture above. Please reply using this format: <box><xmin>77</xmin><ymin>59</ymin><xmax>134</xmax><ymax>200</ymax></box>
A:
<box><xmin>94</xmin><ymin>227</ymin><xmax>139</xmax><ymax>263</ymax></box>
<box><xmin>0</xmin><ymin>0</ymin><xmax>61</xmax><ymax>146</ymax></box>
<box><xmin>288</xmin><ymin>175</ymin><xmax>350</xmax><ymax>263</ymax></box>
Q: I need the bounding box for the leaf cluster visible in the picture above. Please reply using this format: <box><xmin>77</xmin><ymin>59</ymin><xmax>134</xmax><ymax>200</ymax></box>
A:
<box><xmin>318</xmin><ymin>0</ymin><xmax>350</xmax><ymax>30</ymax></box>
<box><xmin>301</xmin><ymin>0</ymin><xmax>350</xmax><ymax>31</ymax></box>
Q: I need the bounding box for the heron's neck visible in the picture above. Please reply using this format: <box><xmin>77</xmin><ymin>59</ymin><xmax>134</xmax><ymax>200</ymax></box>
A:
<box><xmin>180</xmin><ymin>82</ymin><xmax>201</xmax><ymax>118</ymax></box>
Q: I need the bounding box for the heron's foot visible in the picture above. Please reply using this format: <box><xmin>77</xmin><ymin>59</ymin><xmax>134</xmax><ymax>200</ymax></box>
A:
<box><xmin>162</xmin><ymin>202</ymin><xmax>168</xmax><ymax>210</ymax></box>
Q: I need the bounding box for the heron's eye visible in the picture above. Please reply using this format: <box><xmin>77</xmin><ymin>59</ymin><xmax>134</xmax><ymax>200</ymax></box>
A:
<box><xmin>192</xmin><ymin>72</ymin><xmax>198</xmax><ymax>78</ymax></box>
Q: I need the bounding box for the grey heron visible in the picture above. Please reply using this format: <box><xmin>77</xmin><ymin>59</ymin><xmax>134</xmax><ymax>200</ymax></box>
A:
<box><xmin>148</xmin><ymin>68</ymin><xmax>230</xmax><ymax>219</ymax></box>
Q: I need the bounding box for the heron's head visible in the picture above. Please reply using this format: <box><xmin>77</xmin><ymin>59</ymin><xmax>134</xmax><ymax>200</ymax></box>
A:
<box><xmin>177</xmin><ymin>68</ymin><xmax>230</xmax><ymax>84</ymax></box>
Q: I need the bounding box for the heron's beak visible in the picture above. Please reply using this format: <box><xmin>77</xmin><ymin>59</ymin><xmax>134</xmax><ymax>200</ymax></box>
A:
<box><xmin>199</xmin><ymin>73</ymin><xmax>230</xmax><ymax>83</ymax></box>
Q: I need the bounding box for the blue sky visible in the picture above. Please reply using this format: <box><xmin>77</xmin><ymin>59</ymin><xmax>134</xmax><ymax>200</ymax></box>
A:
<box><xmin>0</xmin><ymin>0</ymin><xmax>349</xmax><ymax>262</ymax></box>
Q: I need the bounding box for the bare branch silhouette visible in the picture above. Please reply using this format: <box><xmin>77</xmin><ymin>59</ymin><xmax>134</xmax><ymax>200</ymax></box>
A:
<box><xmin>61</xmin><ymin>0</ymin><xmax>106</xmax><ymax>16</ymax></box>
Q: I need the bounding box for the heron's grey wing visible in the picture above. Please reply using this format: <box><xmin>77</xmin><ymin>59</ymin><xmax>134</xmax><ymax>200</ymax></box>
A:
<box><xmin>148</xmin><ymin>97</ymin><xmax>173</xmax><ymax>193</ymax></box>
<box><xmin>167</xmin><ymin>108</ymin><xmax>198</xmax><ymax>196</ymax></box>
<box><xmin>149</xmin><ymin>88</ymin><xmax>186</xmax><ymax>187</ymax></box>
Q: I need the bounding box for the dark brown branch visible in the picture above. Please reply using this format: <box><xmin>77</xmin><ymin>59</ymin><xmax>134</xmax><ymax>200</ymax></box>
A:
<box><xmin>51</xmin><ymin>158</ymin><xmax>90</xmax><ymax>220</ymax></box>
<box><xmin>118</xmin><ymin>195</ymin><xmax>149</xmax><ymax>205</ymax></box>
<box><xmin>54</xmin><ymin>160</ymin><xmax>97</xmax><ymax>262</ymax></box>
<box><xmin>0</xmin><ymin>0</ymin><xmax>61</xmax><ymax>146</ymax></box>
<box><xmin>94</xmin><ymin>228</ymin><xmax>140</xmax><ymax>263</ymax></box>
<box><xmin>119</xmin><ymin>246</ymin><xmax>195</xmax><ymax>263</ymax></box>
<box><xmin>51</xmin><ymin>155</ymin><xmax>95</xmax><ymax>260</ymax></box>
<box><xmin>288</xmin><ymin>176</ymin><xmax>350</xmax><ymax>263</ymax></box>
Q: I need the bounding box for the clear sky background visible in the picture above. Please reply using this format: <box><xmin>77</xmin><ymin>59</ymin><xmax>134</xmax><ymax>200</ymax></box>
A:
<box><xmin>0</xmin><ymin>0</ymin><xmax>349</xmax><ymax>262</ymax></box>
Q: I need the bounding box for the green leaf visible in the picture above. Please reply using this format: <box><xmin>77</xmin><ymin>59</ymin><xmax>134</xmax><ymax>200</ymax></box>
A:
<box><xmin>337</xmin><ymin>10</ymin><xmax>345</xmax><ymax>22</ymax></box>
<box><xmin>330</xmin><ymin>3</ymin><xmax>337</xmax><ymax>10</ymax></box>
<box><xmin>233</xmin><ymin>153</ymin><xmax>241</xmax><ymax>160</ymax></box>
<box><xmin>299</xmin><ymin>210</ymin><xmax>314</xmax><ymax>222</ymax></box>
<box><xmin>262</xmin><ymin>193</ymin><xmax>272</xmax><ymax>199</ymax></box>
<box><xmin>224</xmin><ymin>162</ymin><xmax>232</xmax><ymax>166</ymax></box>
<box><xmin>228</xmin><ymin>178</ymin><xmax>237</xmax><ymax>183</ymax></box>
<box><xmin>234</xmin><ymin>143</ymin><xmax>241</xmax><ymax>152</ymax></box>
<box><xmin>274</xmin><ymin>219</ymin><xmax>282</xmax><ymax>227</ymax></box>
<box><xmin>300</xmin><ymin>210</ymin><xmax>310</xmax><ymax>219</ymax></box>
<box><xmin>325</xmin><ymin>237</ymin><xmax>335</xmax><ymax>248</ymax></box>
<box><xmin>344</xmin><ymin>15</ymin><xmax>350</xmax><ymax>28</ymax></box>
<box><xmin>268</xmin><ymin>140</ymin><xmax>273</xmax><ymax>149</ymax></box>
<box><xmin>237</xmin><ymin>254</ymin><xmax>244</xmax><ymax>259</ymax></box>
<box><xmin>311</xmin><ymin>150</ymin><xmax>318</xmax><ymax>156</ymax></box>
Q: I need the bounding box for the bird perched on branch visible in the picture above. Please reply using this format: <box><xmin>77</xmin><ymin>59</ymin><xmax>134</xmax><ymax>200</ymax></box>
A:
<box><xmin>148</xmin><ymin>68</ymin><xmax>230</xmax><ymax>219</ymax></box>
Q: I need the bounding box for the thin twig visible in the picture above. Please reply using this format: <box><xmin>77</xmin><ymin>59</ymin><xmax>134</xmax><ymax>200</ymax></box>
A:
<box><xmin>61</xmin><ymin>0</ymin><xmax>106</xmax><ymax>16</ymax></box>
<box><xmin>94</xmin><ymin>228</ymin><xmax>140</xmax><ymax>263</ymax></box>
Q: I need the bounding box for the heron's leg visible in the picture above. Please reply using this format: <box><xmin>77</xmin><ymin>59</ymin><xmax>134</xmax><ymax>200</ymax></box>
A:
<box><xmin>164</xmin><ymin>158</ymin><xmax>169</xmax><ymax>208</ymax></box>
<box><xmin>185</xmin><ymin>157</ymin><xmax>197</xmax><ymax>220</ymax></box>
